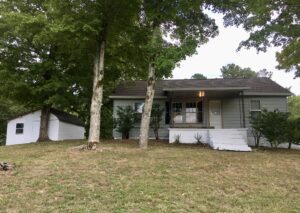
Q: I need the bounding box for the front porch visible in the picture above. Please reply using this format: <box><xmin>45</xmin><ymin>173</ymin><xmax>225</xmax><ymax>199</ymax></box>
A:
<box><xmin>165</xmin><ymin>88</ymin><xmax>251</xmax><ymax>151</ymax></box>
<box><xmin>165</xmin><ymin>88</ymin><xmax>248</xmax><ymax>129</ymax></box>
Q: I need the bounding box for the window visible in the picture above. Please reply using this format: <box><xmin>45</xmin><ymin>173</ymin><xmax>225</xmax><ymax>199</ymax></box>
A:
<box><xmin>16</xmin><ymin>123</ymin><xmax>24</xmax><ymax>134</ymax></box>
<box><xmin>172</xmin><ymin>103</ymin><xmax>183</xmax><ymax>123</ymax></box>
<box><xmin>186</xmin><ymin>102</ymin><xmax>197</xmax><ymax>123</ymax></box>
<box><xmin>134</xmin><ymin>103</ymin><xmax>144</xmax><ymax>113</ymax></box>
<box><xmin>250</xmin><ymin>100</ymin><xmax>261</xmax><ymax>118</ymax></box>
<box><xmin>134</xmin><ymin>102</ymin><xmax>144</xmax><ymax>123</ymax></box>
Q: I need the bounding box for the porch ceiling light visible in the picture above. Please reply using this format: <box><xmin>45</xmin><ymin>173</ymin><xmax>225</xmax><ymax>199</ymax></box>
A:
<box><xmin>198</xmin><ymin>91</ymin><xmax>205</xmax><ymax>97</ymax></box>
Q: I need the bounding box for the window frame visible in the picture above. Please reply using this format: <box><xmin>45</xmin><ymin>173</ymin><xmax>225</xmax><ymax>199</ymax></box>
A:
<box><xmin>134</xmin><ymin>102</ymin><xmax>144</xmax><ymax>123</ymax></box>
<box><xmin>171</xmin><ymin>101</ymin><xmax>204</xmax><ymax>124</ymax></box>
<box><xmin>15</xmin><ymin>123</ymin><xmax>24</xmax><ymax>134</ymax></box>
<box><xmin>250</xmin><ymin>100</ymin><xmax>261</xmax><ymax>118</ymax></box>
<box><xmin>172</xmin><ymin>102</ymin><xmax>183</xmax><ymax>124</ymax></box>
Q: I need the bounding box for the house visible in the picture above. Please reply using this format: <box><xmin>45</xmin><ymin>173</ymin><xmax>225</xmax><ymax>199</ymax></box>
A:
<box><xmin>6</xmin><ymin>108</ymin><xmax>85</xmax><ymax>145</ymax></box>
<box><xmin>110</xmin><ymin>77</ymin><xmax>292</xmax><ymax>151</ymax></box>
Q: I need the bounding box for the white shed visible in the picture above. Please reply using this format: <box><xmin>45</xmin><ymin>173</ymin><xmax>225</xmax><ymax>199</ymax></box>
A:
<box><xmin>6</xmin><ymin>108</ymin><xmax>85</xmax><ymax>145</ymax></box>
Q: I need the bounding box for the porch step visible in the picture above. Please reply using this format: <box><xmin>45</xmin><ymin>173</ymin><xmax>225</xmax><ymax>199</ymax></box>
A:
<box><xmin>208</xmin><ymin>129</ymin><xmax>251</xmax><ymax>152</ymax></box>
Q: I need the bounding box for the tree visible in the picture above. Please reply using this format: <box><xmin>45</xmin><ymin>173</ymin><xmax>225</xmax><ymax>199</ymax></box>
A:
<box><xmin>115</xmin><ymin>106</ymin><xmax>135</xmax><ymax>139</ymax></box>
<box><xmin>256</xmin><ymin>69</ymin><xmax>273</xmax><ymax>79</ymax></box>
<box><xmin>138</xmin><ymin>1</ymin><xmax>219</xmax><ymax>149</ymax></box>
<box><xmin>0</xmin><ymin>1</ymin><xmax>92</xmax><ymax>141</ymax></box>
<box><xmin>285</xmin><ymin>118</ymin><xmax>300</xmax><ymax>149</ymax></box>
<box><xmin>191</xmin><ymin>73</ymin><xmax>207</xmax><ymax>80</ymax></box>
<box><xmin>0</xmin><ymin>0</ymin><xmax>144</xmax><ymax>146</ymax></box>
<box><xmin>150</xmin><ymin>104</ymin><xmax>164</xmax><ymax>140</ymax></box>
<box><xmin>288</xmin><ymin>96</ymin><xmax>300</xmax><ymax>119</ymax></box>
<box><xmin>220</xmin><ymin>63</ymin><xmax>257</xmax><ymax>78</ymax></box>
<box><xmin>219</xmin><ymin>0</ymin><xmax>300</xmax><ymax>78</ymax></box>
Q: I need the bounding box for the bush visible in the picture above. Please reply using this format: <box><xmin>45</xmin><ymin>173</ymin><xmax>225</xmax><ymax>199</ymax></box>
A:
<box><xmin>174</xmin><ymin>134</ymin><xmax>181</xmax><ymax>144</ymax></box>
<box><xmin>285</xmin><ymin>118</ymin><xmax>300</xmax><ymax>149</ymax></box>
<box><xmin>194</xmin><ymin>133</ymin><xmax>203</xmax><ymax>144</ymax></box>
<box><xmin>114</xmin><ymin>106</ymin><xmax>135</xmax><ymax>139</ymax></box>
<box><xmin>259</xmin><ymin>109</ymin><xmax>289</xmax><ymax>148</ymax></box>
<box><xmin>150</xmin><ymin>104</ymin><xmax>164</xmax><ymax>140</ymax></box>
<box><xmin>250</xmin><ymin>114</ymin><xmax>263</xmax><ymax>147</ymax></box>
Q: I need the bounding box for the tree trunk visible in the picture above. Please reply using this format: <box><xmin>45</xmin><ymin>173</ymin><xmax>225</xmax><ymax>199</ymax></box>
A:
<box><xmin>139</xmin><ymin>62</ymin><xmax>156</xmax><ymax>149</ymax></box>
<box><xmin>37</xmin><ymin>106</ymin><xmax>51</xmax><ymax>142</ymax></box>
<box><xmin>288</xmin><ymin>142</ymin><xmax>292</xmax><ymax>149</ymax></box>
<box><xmin>154</xmin><ymin>128</ymin><xmax>159</xmax><ymax>140</ymax></box>
<box><xmin>88</xmin><ymin>39</ymin><xmax>106</xmax><ymax>146</ymax></box>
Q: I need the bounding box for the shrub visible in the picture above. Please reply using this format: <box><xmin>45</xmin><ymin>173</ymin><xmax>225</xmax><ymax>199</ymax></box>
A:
<box><xmin>114</xmin><ymin>106</ymin><xmax>135</xmax><ymax>139</ymax></box>
<box><xmin>194</xmin><ymin>133</ymin><xmax>203</xmax><ymax>144</ymax></box>
<box><xmin>250</xmin><ymin>113</ymin><xmax>263</xmax><ymax>147</ymax></box>
<box><xmin>285</xmin><ymin>118</ymin><xmax>300</xmax><ymax>149</ymax></box>
<box><xmin>259</xmin><ymin>109</ymin><xmax>289</xmax><ymax>148</ymax></box>
<box><xmin>174</xmin><ymin>134</ymin><xmax>181</xmax><ymax>144</ymax></box>
<box><xmin>150</xmin><ymin>104</ymin><xmax>164</xmax><ymax>140</ymax></box>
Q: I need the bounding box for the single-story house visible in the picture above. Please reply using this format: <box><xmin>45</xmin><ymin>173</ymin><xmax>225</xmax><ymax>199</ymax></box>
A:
<box><xmin>110</xmin><ymin>77</ymin><xmax>292</xmax><ymax>151</ymax></box>
<box><xmin>6</xmin><ymin>108</ymin><xmax>85</xmax><ymax>145</ymax></box>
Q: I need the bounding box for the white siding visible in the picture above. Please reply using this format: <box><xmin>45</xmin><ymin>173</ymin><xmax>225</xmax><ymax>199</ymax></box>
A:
<box><xmin>58</xmin><ymin>122</ymin><xmax>85</xmax><ymax>140</ymax></box>
<box><xmin>6</xmin><ymin>110</ymin><xmax>84</xmax><ymax>145</ymax></box>
<box><xmin>6</xmin><ymin>111</ymin><xmax>41</xmax><ymax>145</ymax></box>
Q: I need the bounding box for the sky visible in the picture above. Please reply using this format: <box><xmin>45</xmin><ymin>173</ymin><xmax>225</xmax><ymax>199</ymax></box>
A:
<box><xmin>172</xmin><ymin>12</ymin><xmax>300</xmax><ymax>95</ymax></box>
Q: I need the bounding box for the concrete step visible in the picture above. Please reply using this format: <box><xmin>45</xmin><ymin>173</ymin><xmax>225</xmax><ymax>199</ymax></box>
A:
<box><xmin>212</xmin><ymin>144</ymin><xmax>252</xmax><ymax>152</ymax></box>
<box><xmin>210</xmin><ymin>138</ymin><xmax>248</xmax><ymax>145</ymax></box>
<box><xmin>208</xmin><ymin>129</ymin><xmax>251</xmax><ymax>152</ymax></box>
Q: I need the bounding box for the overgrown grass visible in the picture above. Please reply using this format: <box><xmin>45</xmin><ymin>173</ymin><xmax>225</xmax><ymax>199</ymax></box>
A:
<box><xmin>0</xmin><ymin>140</ymin><xmax>299</xmax><ymax>212</ymax></box>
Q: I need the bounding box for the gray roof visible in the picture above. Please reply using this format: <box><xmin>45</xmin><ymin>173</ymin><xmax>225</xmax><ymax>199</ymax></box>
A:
<box><xmin>111</xmin><ymin>77</ymin><xmax>292</xmax><ymax>97</ymax></box>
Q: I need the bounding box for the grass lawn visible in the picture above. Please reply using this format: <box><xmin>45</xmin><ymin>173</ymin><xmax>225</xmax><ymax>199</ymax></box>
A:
<box><xmin>0</xmin><ymin>140</ymin><xmax>299</xmax><ymax>212</ymax></box>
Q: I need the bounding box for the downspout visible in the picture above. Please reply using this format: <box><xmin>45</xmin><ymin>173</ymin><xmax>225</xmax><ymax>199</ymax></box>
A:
<box><xmin>238</xmin><ymin>91</ymin><xmax>242</xmax><ymax>128</ymax></box>
<box><xmin>241</xmin><ymin>90</ymin><xmax>246</xmax><ymax>128</ymax></box>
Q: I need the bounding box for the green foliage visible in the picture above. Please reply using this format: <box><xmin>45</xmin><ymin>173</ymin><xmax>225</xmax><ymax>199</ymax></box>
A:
<box><xmin>191</xmin><ymin>73</ymin><xmax>207</xmax><ymax>80</ymax></box>
<box><xmin>218</xmin><ymin>0</ymin><xmax>300</xmax><ymax>77</ymax></box>
<box><xmin>150</xmin><ymin>104</ymin><xmax>164</xmax><ymax>140</ymax></box>
<box><xmin>221</xmin><ymin>63</ymin><xmax>257</xmax><ymax>78</ymax></box>
<box><xmin>256</xmin><ymin>69</ymin><xmax>273</xmax><ymax>79</ymax></box>
<box><xmin>115</xmin><ymin>106</ymin><xmax>135</xmax><ymax>139</ymax></box>
<box><xmin>138</xmin><ymin>1</ymin><xmax>219</xmax><ymax>79</ymax></box>
<box><xmin>285</xmin><ymin>118</ymin><xmax>300</xmax><ymax>149</ymax></box>
<box><xmin>259</xmin><ymin>109</ymin><xmax>289</xmax><ymax>148</ymax></box>
<box><xmin>288</xmin><ymin>96</ymin><xmax>300</xmax><ymax>119</ymax></box>
<box><xmin>100</xmin><ymin>103</ymin><xmax>114</xmax><ymax>139</ymax></box>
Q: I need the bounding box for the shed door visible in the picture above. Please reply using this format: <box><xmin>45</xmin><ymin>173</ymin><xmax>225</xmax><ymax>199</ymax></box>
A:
<box><xmin>209</xmin><ymin>100</ymin><xmax>222</xmax><ymax>129</ymax></box>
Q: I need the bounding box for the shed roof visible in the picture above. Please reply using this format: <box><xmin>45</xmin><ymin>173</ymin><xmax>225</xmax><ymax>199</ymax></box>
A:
<box><xmin>110</xmin><ymin>77</ymin><xmax>292</xmax><ymax>98</ymax></box>
<box><xmin>50</xmin><ymin>109</ymin><xmax>85</xmax><ymax>127</ymax></box>
<box><xmin>8</xmin><ymin>108</ymin><xmax>85</xmax><ymax>127</ymax></box>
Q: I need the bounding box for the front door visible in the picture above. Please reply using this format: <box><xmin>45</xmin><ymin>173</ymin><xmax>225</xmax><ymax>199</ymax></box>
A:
<box><xmin>209</xmin><ymin>100</ymin><xmax>222</xmax><ymax>128</ymax></box>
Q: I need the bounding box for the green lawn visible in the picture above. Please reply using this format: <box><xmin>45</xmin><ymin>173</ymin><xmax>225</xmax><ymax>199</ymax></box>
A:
<box><xmin>0</xmin><ymin>140</ymin><xmax>299</xmax><ymax>212</ymax></box>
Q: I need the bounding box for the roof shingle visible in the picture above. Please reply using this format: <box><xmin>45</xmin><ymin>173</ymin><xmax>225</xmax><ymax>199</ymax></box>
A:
<box><xmin>111</xmin><ymin>77</ymin><xmax>291</xmax><ymax>97</ymax></box>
